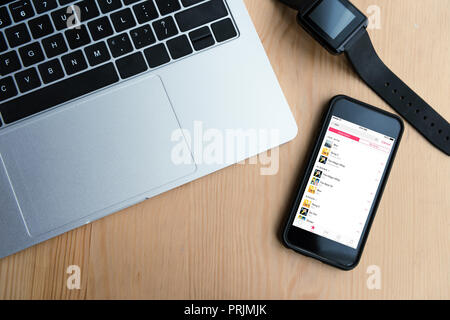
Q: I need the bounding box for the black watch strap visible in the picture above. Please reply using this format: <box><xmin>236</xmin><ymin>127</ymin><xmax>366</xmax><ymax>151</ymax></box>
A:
<box><xmin>345</xmin><ymin>29</ymin><xmax>450</xmax><ymax>156</ymax></box>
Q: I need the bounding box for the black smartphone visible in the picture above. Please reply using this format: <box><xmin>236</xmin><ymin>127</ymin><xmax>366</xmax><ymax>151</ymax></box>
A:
<box><xmin>283</xmin><ymin>95</ymin><xmax>404</xmax><ymax>270</ymax></box>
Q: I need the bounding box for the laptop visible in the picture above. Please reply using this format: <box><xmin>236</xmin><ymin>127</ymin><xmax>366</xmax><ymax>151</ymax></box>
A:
<box><xmin>0</xmin><ymin>0</ymin><xmax>297</xmax><ymax>259</ymax></box>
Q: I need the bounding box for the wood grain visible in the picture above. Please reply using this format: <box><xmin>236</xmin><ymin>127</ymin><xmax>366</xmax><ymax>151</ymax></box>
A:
<box><xmin>1</xmin><ymin>0</ymin><xmax>449</xmax><ymax>299</ymax></box>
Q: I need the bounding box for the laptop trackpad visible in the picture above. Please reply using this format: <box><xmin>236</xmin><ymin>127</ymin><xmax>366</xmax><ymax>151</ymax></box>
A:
<box><xmin>0</xmin><ymin>76</ymin><xmax>196</xmax><ymax>237</ymax></box>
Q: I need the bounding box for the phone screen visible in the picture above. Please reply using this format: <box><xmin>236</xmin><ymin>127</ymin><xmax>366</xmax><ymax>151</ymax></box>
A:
<box><xmin>292</xmin><ymin>116</ymin><xmax>395</xmax><ymax>249</ymax></box>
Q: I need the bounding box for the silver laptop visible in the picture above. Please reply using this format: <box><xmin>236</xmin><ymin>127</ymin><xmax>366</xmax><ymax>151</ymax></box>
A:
<box><xmin>0</xmin><ymin>0</ymin><xmax>297</xmax><ymax>258</ymax></box>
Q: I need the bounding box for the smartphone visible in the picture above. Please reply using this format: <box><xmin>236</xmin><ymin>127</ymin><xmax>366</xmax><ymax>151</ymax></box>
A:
<box><xmin>283</xmin><ymin>95</ymin><xmax>404</xmax><ymax>270</ymax></box>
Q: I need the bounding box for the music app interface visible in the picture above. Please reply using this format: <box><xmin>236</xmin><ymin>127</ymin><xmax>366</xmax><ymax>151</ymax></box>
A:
<box><xmin>293</xmin><ymin>116</ymin><xmax>395</xmax><ymax>249</ymax></box>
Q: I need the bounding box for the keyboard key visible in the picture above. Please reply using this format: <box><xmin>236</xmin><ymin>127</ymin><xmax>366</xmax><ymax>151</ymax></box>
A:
<box><xmin>107</xmin><ymin>33</ymin><xmax>133</xmax><ymax>57</ymax></box>
<box><xmin>166</xmin><ymin>34</ymin><xmax>192</xmax><ymax>59</ymax></box>
<box><xmin>181</xmin><ymin>0</ymin><xmax>204</xmax><ymax>6</ymax></box>
<box><xmin>211</xmin><ymin>18</ymin><xmax>237</xmax><ymax>42</ymax></box>
<box><xmin>15</xmin><ymin>67</ymin><xmax>41</xmax><ymax>93</ymax></box>
<box><xmin>64</xmin><ymin>24</ymin><xmax>91</xmax><ymax>49</ymax></box>
<box><xmin>32</xmin><ymin>0</ymin><xmax>58</xmax><ymax>14</ymax></box>
<box><xmin>133</xmin><ymin>1</ymin><xmax>158</xmax><ymax>24</ymax></box>
<box><xmin>0</xmin><ymin>6</ymin><xmax>12</xmax><ymax>29</ymax></box>
<box><xmin>115</xmin><ymin>52</ymin><xmax>147</xmax><ymax>79</ymax></box>
<box><xmin>5</xmin><ymin>23</ymin><xmax>31</xmax><ymax>47</ymax></box>
<box><xmin>124</xmin><ymin>0</ymin><xmax>140</xmax><ymax>4</ymax></box>
<box><xmin>18</xmin><ymin>41</ymin><xmax>45</xmax><ymax>66</ymax></box>
<box><xmin>155</xmin><ymin>0</ymin><xmax>181</xmax><ymax>16</ymax></box>
<box><xmin>0</xmin><ymin>32</ymin><xmax>7</xmax><ymax>52</ymax></box>
<box><xmin>110</xmin><ymin>8</ymin><xmax>136</xmax><ymax>32</ymax></box>
<box><xmin>59</xmin><ymin>0</ymin><xmax>77</xmax><ymax>5</ymax></box>
<box><xmin>38</xmin><ymin>58</ymin><xmax>64</xmax><ymax>84</ymax></box>
<box><xmin>9</xmin><ymin>0</ymin><xmax>35</xmax><ymax>23</ymax></box>
<box><xmin>61</xmin><ymin>49</ymin><xmax>87</xmax><ymax>74</ymax></box>
<box><xmin>76</xmin><ymin>0</ymin><xmax>100</xmax><ymax>22</ymax></box>
<box><xmin>0</xmin><ymin>76</ymin><xmax>18</xmax><ymax>102</ymax></box>
<box><xmin>0</xmin><ymin>63</ymin><xmax>119</xmax><ymax>124</ymax></box>
<box><xmin>143</xmin><ymin>43</ymin><xmax>170</xmax><ymax>68</ymax></box>
<box><xmin>152</xmin><ymin>16</ymin><xmax>178</xmax><ymax>41</ymax></box>
<box><xmin>130</xmin><ymin>24</ymin><xmax>155</xmax><ymax>49</ymax></box>
<box><xmin>0</xmin><ymin>50</ymin><xmax>21</xmax><ymax>75</ymax></box>
<box><xmin>189</xmin><ymin>26</ymin><xmax>214</xmax><ymax>51</ymax></box>
<box><xmin>96</xmin><ymin>0</ymin><xmax>122</xmax><ymax>14</ymax></box>
<box><xmin>42</xmin><ymin>33</ymin><xmax>68</xmax><ymax>57</ymax></box>
<box><xmin>51</xmin><ymin>6</ymin><xmax>76</xmax><ymax>30</ymax></box>
<box><xmin>88</xmin><ymin>16</ymin><xmax>113</xmax><ymax>41</ymax></box>
<box><xmin>84</xmin><ymin>41</ymin><xmax>110</xmax><ymax>66</ymax></box>
<box><xmin>175</xmin><ymin>0</ymin><xmax>227</xmax><ymax>32</ymax></box>
<box><xmin>28</xmin><ymin>14</ymin><xmax>54</xmax><ymax>39</ymax></box>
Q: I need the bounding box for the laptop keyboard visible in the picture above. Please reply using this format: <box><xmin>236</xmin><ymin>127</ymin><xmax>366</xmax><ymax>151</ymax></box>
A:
<box><xmin>0</xmin><ymin>0</ymin><xmax>238</xmax><ymax>126</ymax></box>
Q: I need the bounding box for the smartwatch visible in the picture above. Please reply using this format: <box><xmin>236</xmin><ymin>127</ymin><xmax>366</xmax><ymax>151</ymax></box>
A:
<box><xmin>279</xmin><ymin>0</ymin><xmax>450</xmax><ymax>156</ymax></box>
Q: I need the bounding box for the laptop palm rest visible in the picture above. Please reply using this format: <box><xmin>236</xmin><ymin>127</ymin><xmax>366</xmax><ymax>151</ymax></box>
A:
<box><xmin>0</xmin><ymin>75</ymin><xmax>196</xmax><ymax>237</ymax></box>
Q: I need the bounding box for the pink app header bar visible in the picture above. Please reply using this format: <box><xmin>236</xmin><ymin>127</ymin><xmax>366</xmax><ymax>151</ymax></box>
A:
<box><xmin>329</xmin><ymin>127</ymin><xmax>360</xmax><ymax>142</ymax></box>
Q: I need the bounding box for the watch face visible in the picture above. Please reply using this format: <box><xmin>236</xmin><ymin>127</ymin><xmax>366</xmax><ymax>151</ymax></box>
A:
<box><xmin>309</xmin><ymin>0</ymin><xmax>356</xmax><ymax>39</ymax></box>
<box><xmin>299</xmin><ymin>0</ymin><xmax>367</xmax><ymax>54</ymax></box>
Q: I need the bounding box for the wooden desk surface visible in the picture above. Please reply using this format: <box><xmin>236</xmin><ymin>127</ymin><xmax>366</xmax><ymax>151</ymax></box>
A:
<box><xmin>1</xmin><ymin>0</ymin><xmax>449</xmax><ymax>300</ymax></box>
